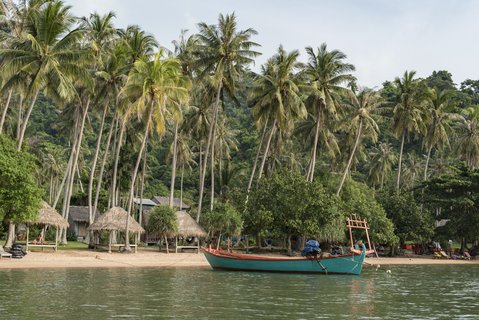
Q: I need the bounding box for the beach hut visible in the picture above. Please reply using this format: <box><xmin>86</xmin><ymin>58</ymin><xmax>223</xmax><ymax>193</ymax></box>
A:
<box><xmin>68</xmin><ymin>206</ymin><xmax>99</xmax><ymax>241</ymax></box>
<box><xmin>88</xmin><ymin>207</ymin><xmax>144</xmax><ymax>253</ymax></box>
<box><xmin>173</xmin><ymin>211</ymin><xmax>207</xmax><ymax>253</ymax></box>
<box><xmin>25</xmin><ymin>201</ymin><xmax>69</xmax><ymax>252</ymax></box>
<box><xmin>151</xmin><ymin>196</ymin><xmax>190</xmax><ymax>211</ymax></box>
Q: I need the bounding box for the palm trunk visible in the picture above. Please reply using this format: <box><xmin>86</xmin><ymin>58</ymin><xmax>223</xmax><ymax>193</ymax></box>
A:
<box><xmin>210</xmin><ymin>129</ymin><xmax>215</xmax><ymax>211</ymax></box>
<box><xmin>0</xmin><ymin>89</ymin><xmax>13</xmax><ymax>134</ymax></box>
<box><xmin>17</xmin><ymin>90</ymin><xmax>39</xmax><ymax>150</ymax></box>
<box><xmin>197</xmin><ymin>82</ymin><xmax>222</xmax><ymax>222</ymax></box>
<box><xmin>16</xmin><ymin>95</ymin><xmax>24</xmax><ymax>140</ymax></box>
<box><xmin>424</xmin><ymin>145</ymin><xmax>432</xmax><ymax>181</ymax></box>
<box><xmin>53</xmin><ymin>150</ymin><xmax>74</xmax><ymax>209</ymax></box>
<box><xmin>138</xmin><ymin>144</ymin><xmax>147</xmax><ymax>227</ymax></box>
<box><xmin>112</xmin><ymin>117</ymin><xmax>127</xmax><ymax>207</ymax></box>
<box><xmin>396</xmin><ymin>131</ymin><xmax>406</xmax><ymax>192</ymax></box>
<box><xmin>169</xmin><ymin>122</ymin><xmax>179</xmax><ymax>208</ymax></box>
<box><xmin>180</xmin><ymin>164</ymin><xmax>185</xmax><ymax>211</ymax></box>
<box><xmin>247</xmin><ymin>119</ymin><xmax>269</xmax><ymax>193</ymax></box>
<box><xmin>309</xmin><ymin>101</ymin><xmax>322</xmax><ymax>182</ymax></box>
<box><xmin>337</xmin><ymin>120</ymin><xmax>363</xmax><ymax>195</ymax></box>
<box><xmin>94</xmin><ymin>114</ymin><xmax>117</xmax><ymax>216</ymax></box>
<box><xmin>88</xmin><ymin>101</ymin><xmax>109</xmax><ymax>224</ymax></box>
<box><xmin>218</xmin><ymin>142</ymin><xmax>223</xmax><ymax>197</ymax></box>
<box><xmin>257</xmin><ymin>119</ymin><xmax>277</xmax><ymax>182</ymax></box>
<box><xmin>125</xmin><ymin>108</ymin><xmax>153</xmax><ymax>251</ymax></box>
<box><xmin>61</xmin><ymin>99</ymin><xmax>90</xmax><ymax>244</ymax></box>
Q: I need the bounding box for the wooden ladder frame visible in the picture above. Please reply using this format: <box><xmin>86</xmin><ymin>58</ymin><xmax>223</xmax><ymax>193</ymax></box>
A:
<box><xmin>346</xmin><ymin>214</ymin><xmax>373</xmax><ymax>253</ymax></box>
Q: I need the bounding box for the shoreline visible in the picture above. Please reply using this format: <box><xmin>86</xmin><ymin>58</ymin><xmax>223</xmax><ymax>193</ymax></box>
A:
<box><xmin>0</xmin><ymin>249</ymin><xmax>477</xmax><ymax>270</ymax></box>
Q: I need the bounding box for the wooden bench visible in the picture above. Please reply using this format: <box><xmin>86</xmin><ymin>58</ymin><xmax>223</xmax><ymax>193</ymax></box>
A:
<box><xmin>26</xmin><ymin>243</ymin><xmax>58</xmax><ymax>252</ymax></box>
<box><xmin>175</xmin><ymin>245</ymin><xmax>200</xmax><ymax>253</ymax></box>
<box><xmin>94</xmin><ymin>243</ymin><xmax>138</xmax><ymax>253</ymax></box>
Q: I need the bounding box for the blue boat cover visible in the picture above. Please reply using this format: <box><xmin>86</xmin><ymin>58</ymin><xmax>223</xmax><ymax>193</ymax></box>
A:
<box><xmin>301</xmin><ymin>240</ymin><xmax>320</xmax><ymax>256</ymax></box>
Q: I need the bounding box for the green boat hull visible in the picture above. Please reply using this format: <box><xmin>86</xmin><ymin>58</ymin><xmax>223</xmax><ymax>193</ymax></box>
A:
<box><xmin>203</xmin><ymin>247</ymin><xmax>366</xmax><ymax>275</ymax></box>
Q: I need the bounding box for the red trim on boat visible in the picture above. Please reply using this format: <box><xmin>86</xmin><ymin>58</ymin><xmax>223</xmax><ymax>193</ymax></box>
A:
<box><xmin>202</xmin><ymin>247</ymin><xmax>358</xmax><ymax>261</ymax></box>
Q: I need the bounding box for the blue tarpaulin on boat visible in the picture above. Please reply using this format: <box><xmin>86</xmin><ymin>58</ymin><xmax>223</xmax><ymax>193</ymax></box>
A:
<box><xmin>301</xmin><ymin>240</ymin><xmax>320</xmax><ymax>256</ymax></box>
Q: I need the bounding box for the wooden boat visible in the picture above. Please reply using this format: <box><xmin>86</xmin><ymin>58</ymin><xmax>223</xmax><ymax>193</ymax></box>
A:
<box><xmin>203</xmin><ymin>215</ymin><xmax>373</xmax><ymax>275</ymax></box>
<box><xmin>203</xmin><ymin>245</ymin><xmax>366</xmax><ymax>275</ymax></box>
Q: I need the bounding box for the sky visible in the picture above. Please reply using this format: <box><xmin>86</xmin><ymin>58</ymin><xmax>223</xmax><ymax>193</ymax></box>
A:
<box><xmin>64</xmin><ymin>0</ymin><xmax>479</xmax><ymax>88</ymax></box>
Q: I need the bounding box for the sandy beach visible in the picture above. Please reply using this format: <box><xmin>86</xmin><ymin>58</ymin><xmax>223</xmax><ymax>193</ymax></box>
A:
<box><xmin>0</xmin><ymin>249</ymin><xmax>477</xmax><ymax>270</ymax></box>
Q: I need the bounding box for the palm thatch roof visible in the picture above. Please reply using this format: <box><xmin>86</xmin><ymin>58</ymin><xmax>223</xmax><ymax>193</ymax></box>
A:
<box><xmin>26</xmin><ymin>201</ymin><xmax>69</xmax><ymax>228</ymax></box>
<box><xmin>174</xmin><ymin>211</ymin><xmax>207</xmax><ymax>238</ymax></box>
<box><xmin>88</xmin><ymin>207</ymin><xmax>144</xmax><ymax>233</ymax></box>
<box><xmin>68</xmin><ymin>206</ymin><xmax>99</xmax><ymax>223</ymax></box>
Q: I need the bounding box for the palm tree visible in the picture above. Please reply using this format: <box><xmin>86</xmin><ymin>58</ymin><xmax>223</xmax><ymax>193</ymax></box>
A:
<box><xmin>0</xmin><ymin>0</ymin><xmax>87</xmax><ymax>150</ymax></box>
<box><xmin>336</xmin><ymin>88</ymin><xmax>380</xmax><ymax>195</ymax></box>
<box><xmin>456</xmin><ymin>107</ymin><xmax>479</xmax><ymax>169</ymax></box>
<box><xmin>392</xmin><ymin>71</ymin><xmax>426</xmax><ymax>191</ymax></box>
<box><xmin>302</xmin><ymin>43</ymin><xmax>355</xmax><ymax>182</ymax></box>
<box><xmin>110</xmin><ymin>26</ymin><xmax>157</xmax><ymax>207</ymax></box>
<box><xmin>83</xmin><ymin>12</ymin><xmax>119</xmax><ymax>226</ymax></box>
<box><xmin>194</xmin><ymin>12</ymin><xmax>260</xmax><ymax>220</ymax></box>
<box><xmin>367</xmin><ymin>142</ymin><xmax>397</xmax><ymax>189</ymax></box>
<box><xmin>422</xmin><ymin>88</ymin><xmax>456</xmax><ymax>181</ymax></box>
<box><xmin>402</xmin><ymin>152</ymin><xmax>422</xmax><ymax>191</ymax></box>
<box><xmin>169</xmin><ymin>30</ymin><xmax>197</xmax><ymax>208</ymax></box>
<box><xmin>250</xmin><ymin>46</ymin><xmax>305</xmax><ymax>184</ymax></box>
<box><xmin>122</xmin><ymin>50</ymin><xmax>189</xmax><ymax>251</ymax></box>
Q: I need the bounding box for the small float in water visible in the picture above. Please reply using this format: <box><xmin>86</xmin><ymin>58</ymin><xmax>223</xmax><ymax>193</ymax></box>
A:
<box><xmin>203</xmin><ymin>215</ymin><xmax>374</xmax><ymax>275</ymax></box>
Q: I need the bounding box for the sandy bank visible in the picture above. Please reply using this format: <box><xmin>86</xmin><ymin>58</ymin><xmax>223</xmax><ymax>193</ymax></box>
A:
<box><xmin>0</xmin><ymin>249</ymin><xmax>477</xmax><ymax>270</ymax></box>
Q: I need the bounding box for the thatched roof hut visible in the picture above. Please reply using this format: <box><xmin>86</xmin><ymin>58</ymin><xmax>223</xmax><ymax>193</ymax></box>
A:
<box><xmin>26</xmin><ymin>201</ymin><xmax>69</xmax><ymax>228</ymax></box>
<box><xmin>175</xmin><ymin>211</ymin><xmax>206</xmax><ymax>237</ymax></box>
<box><xmin>69</xmin><ymin>206</ymin><xmax>99</xmax><ymax>223</ymax></box>
<box><xmin>24</xmin><ymin>201</ymin><xmax>68</xmax><ymax>252</ymax></box>
<box><xmin>88</xmin><ymin>207</ymin><xmax>144</xmax><ymax>233</ymax></box>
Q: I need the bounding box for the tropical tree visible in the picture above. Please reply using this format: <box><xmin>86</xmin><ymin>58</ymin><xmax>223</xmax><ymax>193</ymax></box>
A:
<box><xmin>147</xmin><ymin>205</ymin><xmax>178</xmax><ymax>253</ymax></box>
<box><xmin>423</xmin><ymin>88</ymin><xmax>456</xmax><ymax>180</ymax></box>
<box><xmin>0</xmin><ymin>0</ymin><xmax>87</xmax><ymax>150</ymax></box>
<box><xmin>367</xmin><ymin>142</ymin><xmax>397</xmax><ymax>189</ymax></box>
<box><xmin>302</xmin><ymin>43</ymin><xmax>355</xmax><ymax>182</ymax></box>
<box><xmin>392</xmin><ymin>71</ymin><xmax>426</xmax><ymax>191</ymax></box>
<box><xmin>0</xmin><ymin>133</ymin><xmax>42</xmax><ymax>248</ymax></box>
<box><xmin>455</xmin><ymin>107</ymin><xmax>479</xmax><ymax>169</ymax></box>
<box><xmin>337</xmin><ymin>88</ymin><xmax>380</xmax><ymax>195</ymax></box>
<box><xmin>250</xmin><ymin>46</ymin><xmax>305</xmax><ymax>184</ymax></box>
<box><xmin>194</xmin><ymin>12</ymin><xmax>260</xmax><ymax>220</ymax></box>
<box><xmin>122</xmin><ymin>49</ymin><xmax>189</xmax><ymax>251</ymax></box>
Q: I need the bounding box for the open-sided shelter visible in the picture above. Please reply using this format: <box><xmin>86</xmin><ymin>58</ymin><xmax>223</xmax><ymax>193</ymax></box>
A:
<box><xmin>173</xmin><ymin>211</ymin><xmax>207</xmax><ymax>253</ymax></box>
<box><xmin>24</xmin><ymin>201</ymin><xmax>69</xmax><ymax>252</ymax></box>
<box><xmin>88</xmin><ymin>207</ymin><xmax>144</xmax><ymax>253</ymax></box>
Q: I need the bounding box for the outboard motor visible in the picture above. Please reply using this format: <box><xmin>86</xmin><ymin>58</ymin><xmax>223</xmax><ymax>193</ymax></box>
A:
<box><xmin>301</xmin><ymin>240</ymin><xmax>320</xmax><ymax>257</ymax></box>
<box><xmin>10</xmin><ymin>243</ymin><xmax>26</xmax><ymax>259</ymax></box>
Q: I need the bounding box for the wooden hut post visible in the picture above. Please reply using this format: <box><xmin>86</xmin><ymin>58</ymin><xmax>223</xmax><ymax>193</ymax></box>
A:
<box><xmin>108</xmin><ymin>231</ymin><xmax>112</xmax><ymax>254</ymax></box>
<box><xmin>55</xmin><ymin>227</ymin><xmax>58</xmax><ymax>252</ymax></box>
<box><xmin>26</xmin><ymin>225</ymin><xmax>30</xmax><ymax>252</ymax></box>
<box><xmin>134</xmin><ymin>233</ymin><xmax>138</xmax><ymax>253</ymax></box>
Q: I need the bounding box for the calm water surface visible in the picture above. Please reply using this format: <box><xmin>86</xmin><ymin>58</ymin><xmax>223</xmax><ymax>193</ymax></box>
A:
<box><xmin>0</xmin><ymin>264</ymin><xmax>478</xmax><ymax>319</ymax></box>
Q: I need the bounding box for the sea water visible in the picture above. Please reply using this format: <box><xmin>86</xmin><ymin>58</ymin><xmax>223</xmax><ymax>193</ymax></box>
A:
<box><xmin>0</xmin><ymin>264</ymin><xmax>478</xmax><ymax>319</ymax></box>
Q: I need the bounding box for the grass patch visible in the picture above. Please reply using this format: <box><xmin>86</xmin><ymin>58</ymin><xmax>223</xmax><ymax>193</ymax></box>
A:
<box><xmin>57</xmin><ymin>241</ymin><xmax>89</xmax><ymax>250</ymax></box>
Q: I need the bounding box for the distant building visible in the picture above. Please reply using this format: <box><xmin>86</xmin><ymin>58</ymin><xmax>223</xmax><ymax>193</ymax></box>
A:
<box><xmin>68</xmin><ymin>206</ymin><xmax>99</xmax><ymax>241</ymax></box>
<box><xmin>151</xmin><ymin>196</ymin><xmax>190</xmax><ymax>211</ymax></box>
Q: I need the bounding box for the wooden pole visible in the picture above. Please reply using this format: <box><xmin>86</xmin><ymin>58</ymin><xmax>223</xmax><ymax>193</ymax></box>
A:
<box><xmin>175</xmin><ymin>237</ymin><xmax>178</xmax><ymax>254</ymax></box>
<box><xmin>108</xmin><ymin>232</ymin><xmax>112</xmax><ymax>254</ymax></box>
<box><xmin>55</xmin><ymin>227</ymin><xmax>58</xmax><ymax>252</ymax></box>
<box><xmin>26</xmin><ymin>225</ymin><xmax>30</xmax><ymax>252</ymax></box>
<box><xmin>134</xmin><ymin>233</ymin><xmax>138</xmax><ymax>253</ymax></box>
